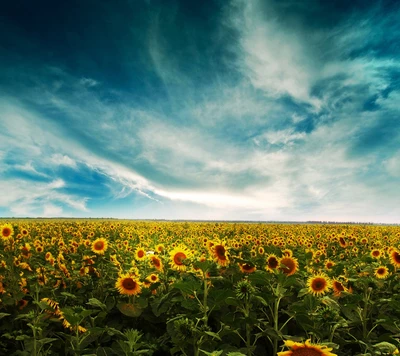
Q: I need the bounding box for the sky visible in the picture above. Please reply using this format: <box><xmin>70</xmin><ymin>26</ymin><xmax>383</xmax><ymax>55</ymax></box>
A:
<box><xmin>0</xmin><ymin>0</ymin><xmax>399</xmax><ymax>223</ymax></box>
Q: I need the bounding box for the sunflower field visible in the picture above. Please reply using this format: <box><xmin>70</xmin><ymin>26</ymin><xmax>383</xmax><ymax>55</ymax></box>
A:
<box><xmin>1</xmin><ymin>220</ymin><xmax>400</xmax><ymax>356</ymax></box>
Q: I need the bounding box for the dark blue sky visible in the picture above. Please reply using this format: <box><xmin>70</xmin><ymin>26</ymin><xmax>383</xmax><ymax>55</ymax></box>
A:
<box><xmin>0</xmin><ymin>0</ymin><xmax>399</xmax><ymax>222</ymax></box>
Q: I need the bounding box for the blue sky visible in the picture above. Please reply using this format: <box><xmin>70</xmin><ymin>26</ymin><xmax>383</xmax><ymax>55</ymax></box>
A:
<box><xmin>1</xmin><ymin>0</ymin><xmax>399</xmax><ymax>223</ymax></box>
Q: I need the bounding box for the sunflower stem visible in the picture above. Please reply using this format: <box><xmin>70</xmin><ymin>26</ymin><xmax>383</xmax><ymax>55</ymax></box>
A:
<box><xmin>272</xmin><ymin>295</ymin><xmax>282</xmax><ymax>356</ymax></box>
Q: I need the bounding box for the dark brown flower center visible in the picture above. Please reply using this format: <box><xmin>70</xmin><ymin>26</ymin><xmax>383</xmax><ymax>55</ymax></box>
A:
<box><xmin>311</xmin><ymin>278</ymin><xmax>326</xmax><ymax>291</ymax></box>
<box><xmin>174</xmin><ymin>252</ymin><xmax>186</xmax><ymax>265</ymax></box>
<box><xmin>122</xmin><ymin>278</ymin><xmax>137</xmax><ymax>290</ymax></box>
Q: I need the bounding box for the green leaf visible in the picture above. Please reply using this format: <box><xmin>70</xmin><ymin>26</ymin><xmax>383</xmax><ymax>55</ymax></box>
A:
<box><xmin>87</xmin><ymin>298</ymin><xmax>107</xmax><ymax>311</ymax></box>
<box><xmin>201</xmin><ymin>350</ymin><xmax>223</xmax><ymax>356</ymax></box>
<box><xmin>117</xmin><ymin>302</ymin><xmax>143</xmax><ymax>317</ymax></box>
<box><xmin>204</xmin><ymin>331</ymin><xmax>222</xmax><ymax>341</ymax></box>
<box><xmin>225</xmin><ymin>297</ymin><xmax>240</xmax><ymax>306</ymax></box>
<box><xmin>172</xmin><ymin>280</ymin><xmax>201</xmax><ymax>295</ymax></box>
<box><xmin>321</xmin><ymin>296</ymin><xmax>340</xmax><ymax>311</ymax></box>
<box><xmin>373</xmin><ymin>341</ymin><xmax>398</xmax><ymax>353</ymax></box>
<box><xmin>0</xmin><ymin>313</ymin><xmax>10</xmax><ymax>319</ymax></box>
<box><xmin>248</xmin><ymin>271</ymin><xmax>270</xmax><ymax>286</ymax></box>
<box><xmin>252</xmin><ymin>295</ymin><xmax>269</xmax><ymax>307</ymax></box>
<box><xmin>60</xmin><ymin>292</ymin><xmax>77</xmax><ymax>299</ymax></box>
<box><xmin>37</xmin><ymin>338</ymin><xmax>58</xmax><ymax>346</ymax></box>
<box><xmin>297</xmin><ymin>288</ymin><xmax>309</xmax><ymax>298</ymax></box>
<box><xmin>95</xmin><ymin>347</ymin><xmax>115</xmax><ymax>356</ymax></box>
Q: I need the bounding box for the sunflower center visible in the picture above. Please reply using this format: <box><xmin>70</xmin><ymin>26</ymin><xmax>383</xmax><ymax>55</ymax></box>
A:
<box><xmin>394</xmin><ymin>252</ymin><xmax>400</xmax><ymax>263</ymax></box>
<box><xmin>174</xmin><ymin>252</ymin><xmax>187</xmax><ymax>265</ymax></box>
<box><xmin>280</xmin><ymin>257</ymin><xmax>297</xmax><ymax>275</ymax></box>
<box><xmin>242</xmin><ymin>264</ymin><xmax>254</xmax><ymax>271</ymax></box>
<box><xmin>94</xmin><ymin>241</ymin><xmax>104</xmax><ymax>250</ymax></box>
<box><xmin>152</xmin><ymin>257</ymin><xmax>161</xmax><ymax>267</ymax></box>
<box><xmin>2</xmin><ymin>228</ymin><xmax>11</xmax><ymax>237</ymax></box>
<box><xmin>333</xmin><ymin>281</ymin><xmax>344</xmax><ymax>292</ymax></box>
<box><xmin>122</xmin><ymin>278</ymin><xmax>137</xmax><ymax>290</ymax></box>
<box><xmin>377</xmin><ymin>268</ymin><xmax>385</xmax><ymax>274</ymax></box>
<box><xmin>215</xmin><ymin>245</ymin><xmax>226</xmax><ymax>259</ymax></box>
<box><xmin>138</xmin><ymin>250</ymin><xmax>145</xmax><ymax>258</ymax></box>
<box><xmin>268</xmin><ymin>257</ymin><xmax>279</xmax><ymax>268</ymax></box>
<box><xmin>311</xmin><ymin>278</ymin><xmax>326</xmax><ymax>291</ymax></box>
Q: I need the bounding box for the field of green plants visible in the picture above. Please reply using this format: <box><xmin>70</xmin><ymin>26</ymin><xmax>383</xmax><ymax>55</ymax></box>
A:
<box><xmin>1</xmin><ymin>220</ymin><xmax>400</xmax><ymax>356</ymax></box>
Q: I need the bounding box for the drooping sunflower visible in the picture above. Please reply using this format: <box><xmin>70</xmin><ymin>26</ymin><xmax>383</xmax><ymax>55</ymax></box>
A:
<box><xmin>280</xmin><ymin>256</ymin><xmax>299</xmax><ymax>276</ymax></box>
<box><xmin>307</xmin><ymin>273</ymin><xmax>331</xmax><ymax>297</ymax></box>
<box><xmin>265</xmin><ymin>254</ymin><xmax>280</xmax><ymax>272</ymax></box>
<box><xmin>390</xmin><ymin>249</ymin><xmax>400</xmax><ymax>268</ymax></box>
<box><xmin>338</xmin><ymin>237</ymin><xmax>347</xmax><ymax>248</ymax></box>
<box><xmin>374</xmin><ymin>266</ymin><xmax>389</xmax><ymax>279</ymax></box>
<box><xmin>1</xmin><ymin>223</ymin><xmax>14</xmax><ymax>240</ymax></box>
<box><xmin>170</xmin><ymin>245</ymin><xmax>192</xmax><ymax>272</ymax></box>
<box><xmin>115</xmin><ymin>274</ymin><xmax>142</xmax><ymax>295</ymax></box>
<box><xmin>238</xmin><ymin>263</ymin><xmax>256</xmax><ymax>274</ymax></box>
<box><xmin>91</xmin><ymin>238</ymin><xmax>108</xmax><ymax>255</ymax></box>
<box><xmin>213</xmin><ymin>242</ymin><xmax>229</xmax><ymax>267</ymax></box>
<box><xmin>149</xmin><ymin>255</ymin><xmax>163</xmax><ymax>271</ymax></box>
<box><xmin>332</xmin><ymin>279</ymin><xmax>347</xmax><ymax>297</ymax></box>
<box><xmin>278</xmin><ymin>339</ymin><xmax>337</xmax><ymax>356</ymax></box>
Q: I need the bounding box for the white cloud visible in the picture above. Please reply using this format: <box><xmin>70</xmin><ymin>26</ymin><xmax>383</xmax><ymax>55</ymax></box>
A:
<box><xmin>254</xmin><ymin>129</ymin><xmax>306</xmax><ymax>146</ymax></box>
<box><xmin>50</xmin><ymin>154</ymin><xmax>77</xmax><ymax>168</ymax></box>
<box><xmin>0</xmin><ymin>178</ymin><xmax>88</xmax><ymax>216</ymax></box>
<box><xmin>80</xmin><ymin>77</ymin><xmax>99</xmax><ymax>88</ymax></box>
<box><xmin>384</xmin><ymin>154</ymin><xmax>400</xmax><ymax>177</ymax></box>
<box><xmin>14</xmin><ymin>161</ymin><xmax>49</xmax><ymax>177</ymax></box>
<box><xmin>43</xmin><ymin>204</ymin><xmax>63</xmax><ymax>217</ymax></box>
<box><xmin>230</xmin><ymin>0</ymin><xmax>321</xmax><ymax>108</ymax></box>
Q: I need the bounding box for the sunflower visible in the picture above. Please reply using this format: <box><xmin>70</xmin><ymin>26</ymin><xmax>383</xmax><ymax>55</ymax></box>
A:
<box><xmin>307</xmin><ymin>273</ymin><xmax>331</xmax><ymax>297</ymax></box>
<box><xmin>266</xmin><ymin>254</ymin><xmax>280</xmax><ymax>272</ymax></box>
<box><xmin>213</xmin><ymin>242</ymin><xmax>229</xmax><ymax>266</ymax></box>
<box><xmin>282</xmin><ymin>249</ymin><xmax>293</xmax><ymax>257</ymax></box>
<box><xmin>146</xmin><ymin>273</ymin><xmax>159</xmax><ymax>284</ymax></box>
<box><xmin>17</xmin><ymin>299</ymin><xmax>28</xmax><ymax>310</ymax></box>
<box><xmin>324</xmin><ymin>260</ymin><xmax>335</xmax><ymax>270</ymax></box>
<box><xmin>170</xmin><ymin>245</ymin><xmax>192</xmax><ymax>272</ymax></box>
<box><xmin>91</xmin><ymin>238</ymin><xmax>108</xmax><ymax>255</ymax></box>
<box><xmin>1</xmin><ymin>223</ymin><xmax>14</xmax><ymax>240</ymax></box>
<box><xmin>332</xmin><ymin>279</ymin><xmax>347</xmax><ymax>297</ymax></box>
<box><xmin>370</xmin><ymin>249</ymin><xmax>382</xmax><ymax>259</ymax></box>
<box><xmin>278</xmin><ymin>339</ymin><xmax>337</xmax><ymax>356</ymax></box>
<box><xmin>374</xmin><ymin>266</ymin><xmax>389</xmax><ymax>279</ymax></box>
<box><xmin>134</xmin><ymin>246</ymin><xmax>147</xmax><ymax>261</ymax></box>
<box><xmin>238</xmin><ymin>263</ymin><xmax>256</xmax><ymax>273</ymax></box>
<box><xmin>149</xmin><ymin>255</ymin><xmax>163</xmax><ymax>271</ymax></box>
<box><xmin>115</xmin><ymin>274</ymin><xmax>142</xmax><ymax>295</ymax></box>
<box><xmin>155</xmin><ymin>244</ymin><xmax>165</xmax><ymax>253</ymax></box>
<box><xmin>280</xmin><ymin>256</ymin><xmax>299</xmax><ymax>276</ymax></box>
<box><xmin>338</xmin><ymin>237</ymin><xmax>347</xmax><ymax>248</ymax></box>
<box><xmin>390</xmin><ymin>249</ymin><xmax>400</xmax><ymax>268</ymax></box>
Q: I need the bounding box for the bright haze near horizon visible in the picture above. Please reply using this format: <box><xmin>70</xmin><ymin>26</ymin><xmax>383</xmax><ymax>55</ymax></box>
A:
<box><xmin>0</xmin><ymin>0</ymin><xmax>399</xmax><ymax>223</ymax></box>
